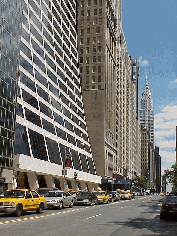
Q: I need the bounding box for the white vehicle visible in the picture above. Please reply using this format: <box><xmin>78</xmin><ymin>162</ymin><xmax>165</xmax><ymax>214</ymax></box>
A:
<box><xmin>44</xmin><ymin>191</ymin><xmax>74</xmax><ymax>209</ymax></box>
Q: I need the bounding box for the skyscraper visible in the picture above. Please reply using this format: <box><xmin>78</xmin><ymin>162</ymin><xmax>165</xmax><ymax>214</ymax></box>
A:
<box><xmin>139</xmin><ymin>77</ymin><xmax>154</xmax><ymax>144</ymax></box>
<box><xmin>0</xmin><ymin>0</ymin><xmax>101</xmax><ymax>191</ymax></box>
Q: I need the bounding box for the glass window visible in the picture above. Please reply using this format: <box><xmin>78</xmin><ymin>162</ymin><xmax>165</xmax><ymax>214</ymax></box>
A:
<box><xmin>26</xmin><ymin>191</ymin><xmax>32</xmax><ymax>198</ymax></box>
<box><xmin>86</xmin><ymin>57</ymin><xmax>89</xmax><ymax>64</ymax></box>
<box><xmin>94</xmin><ymin>9</ymin><xmax>97</xmax><ymax>15</ymax></box>
<box><xmin>54</xmin><ymin>112</ymin><xmax>63</xmax><ymax>125</ymax></box>
<box><xmin>87</xmin><ymin>28</ymin><xmax>90</xmax><ymax>34</ymax></box>
<box><xmin>80</xmin><ymin>38</ymin><xmax>83</xmax><ymax>44</ymax></box>
<box><xmin>87</xmin><ymin>0</ymin><xmax>91</xmax><ymax>6</ymax></box>
<box><xmin>56</xmin><ymin>127</ymin><xmax>66</xmax><ymax>140</ymax></box>
<box><xmin>39</xmin><ymin>102</ymin><xmax>52</xmax><ymax>118</ymax></box>
<box><xmin>92</xmin><ymin>76</ymin><xmax>96</xmax><ymax>83</ymax></box>
<box><xmin>87</xmin><ymin>10</ymin><xmax>90</xmax><ymax>17</ymax></box>
<box><xmin>96</xmin><ymin>27</ymin><xmax>100</xmax><ymax>33</ymax></box>
<box><xmin>42</xmin><ymin>119</ymin><xmax>55</xmax><ymax>134</ymax></box>
<box><xmin>86</xmin><ymin>76</ymin><xmax>89</xmax><ymax>84</ymax></box>
<box><xmin>28</xmin><ymin>129</ymin><xmax>48</xmax><ymax>161</ymax></box>
<box><xmin>93</xmin><ymin>18</ymin><xmax>97</xmax><ymax>25</ymax></box>
<box><xmin>70</xmin><ymin>149</ymin><xmax>81</xmax><ymax>171</ymax></box>
<box><xmin>98</xmin><ymin>75</ymin><xmax>101</xmax><ymax>82</ymax></box>
<box><xmin>46</xmin><ymin>137</ymin><xmax>61</xmax><ymax>165</ymax></box>
<box><xmin>92</xmin><ymin>66</ymin><xmax>96</xmax><ymax>73</ymax></box>
<box><xmin>93</xmin><ymin>56</ymin><xmax>96</xmax><ymax>63</ymax></box>
<box><xmin>22</xmin><ymin>89</ymin><xmax>38</xmax><ymax>109</ymax></box>
<box><xmin>25</xmin><ymin>108</ymin><xmax>42</xmax><ymax>127</ymax></box>
<box><xmin>14</xmin><ymin>123</ymin><xmax>30</xmax><ymax>156</ymax></box>
<box><xmin>98</xmin><ymin>65</ymin><xmax>101</xmax><ymax>73</ymax></box>
<box><xmin>31</xmin><ymin>191</ymin><xmax>39</xmax><ymax>198</ymax></box>
<box><xmin>98</xmin><ymin>56</ymin><xmax>101</xmax><ymax>62</ymax></box>
<box><xmin>80</xmin><ymin>57</ymin><xmax>83</xmax><ymax>63</ymax></box>
<box><xmin>86</xmin><ymin>47</ymin><xmax>90</xmax><ymax>53</ymax></box>
<box><xmin>86</xmin><ymin>37</ymin><xmax>90</xmax><ymax>45</ymax></box>
<box><xmin>86</xmin><ymin>66</ymin><xmax>89</xmax><ymax>74</ymax></box>
<box><xmin>81</xmin><ymin>10</ymin><xmax>84</xmax><ymax>16</ymax></box>
<box><xmin>99</xmin><ymin>8</ymin><xmax>102</xmax><ymax>15</ymax></box>
<box><xmin>93</xmin><ymin>46</ymin><xmax>96</xmax><ymax>52</ymax></box>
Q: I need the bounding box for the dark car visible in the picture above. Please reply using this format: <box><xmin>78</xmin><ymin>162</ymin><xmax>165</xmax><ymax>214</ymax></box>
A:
<box><xmin>108</xmin><ymin>191</ymin><xmax>119</xmax><ymax>202</ymax></box>
<box><xmin>74</xmin><ymin>191</ymin><xmax>98</xmax><ymax>205</ymax></box>
<box><xmin>160</xmin><ymin>195</ymin><xmax>177</xmax><ymax>219</ymax></box>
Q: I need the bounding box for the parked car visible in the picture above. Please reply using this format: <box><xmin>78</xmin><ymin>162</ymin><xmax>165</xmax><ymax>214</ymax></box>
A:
<box><xmin>0</xmin><ymin>189</ymin><xmax>46</xmax><ymax>217</ymax></box>
<box><xmin>37</xmin><ymin>188</ymin><xmax>59</xmax><ymax>197</ymax></box>
<box><xmin>130</xmin><ymin>192</ymin><xmax>135</xmax><ymax>199</ymax></box>
<box><xmin>108</xmin><ymin>191</ymin><xmax>120</xmax><ymax>202</ymax></box>
<box><xmin>160</xmin><ymin>195</ymin><xmax>177</xmax><ymax>219</ymax></box>
<box><xmin>94</xmin><ymin>191</ymin><xmax>109</xmax><ymax>204</ymax></box>
<box><xmin>74</xmin><ymin>191</ymin><xmax>98</xmax><ymax>205</ymax></box>
<box><xmin>44</xmin><ymin>191</ymin><xmax>74</xmax><ymax>209</ymax></box>
<box><xmin>119</xmin><ymin>191</ymin><xmax>132</xmax><ymax>200</ymax></box>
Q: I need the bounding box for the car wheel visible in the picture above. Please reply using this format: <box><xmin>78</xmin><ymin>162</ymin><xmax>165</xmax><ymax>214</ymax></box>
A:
<box><xmin>58</xmin><ymin>201</ymin><xmax>63</xmax><ymax>210</ymax></box>
<box><xmin>15</xmin><ymin>204</ymin><xmax>22</xmax><ymax>217</ymax></box>
<box><xmin>69</xmin><ymin>201</ymin><xmax>73</xmax><ymax>208</ymax></box>
<box><xmin>36</xmin><ymin>203</ymin><xmax>44</xmax><ymax>214</ymax></box>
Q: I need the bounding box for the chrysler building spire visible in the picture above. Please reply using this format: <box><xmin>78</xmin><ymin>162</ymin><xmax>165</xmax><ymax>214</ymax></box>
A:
<box><xmin>139</xmin><ymin>76</ymin><xmax>154</xmax><ymax>144</ymax></box>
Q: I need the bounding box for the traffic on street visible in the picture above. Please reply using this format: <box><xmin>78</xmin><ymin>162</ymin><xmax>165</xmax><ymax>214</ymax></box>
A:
<box><xmin>0</xmin><ymin>191</ymin><xmax>177</xmax><ymax>236</ymax></box>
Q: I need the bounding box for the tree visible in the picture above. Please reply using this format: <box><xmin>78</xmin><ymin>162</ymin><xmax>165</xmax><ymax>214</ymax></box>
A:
<box><xmin>133</xmin><ymin>175</ymin><xmax>147</xmax><ymax>191</ymax></box>
<box><xmin>164</xmin><ymin>162</ymin><xmax>177</xmax><ymax>191</ymax></box>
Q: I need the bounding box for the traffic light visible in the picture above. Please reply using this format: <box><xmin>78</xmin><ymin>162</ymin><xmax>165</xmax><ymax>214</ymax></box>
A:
<box><xmin>65</xmin><ymin>156</ymin><xmax>71</xmax><ymax>167</ymax></box>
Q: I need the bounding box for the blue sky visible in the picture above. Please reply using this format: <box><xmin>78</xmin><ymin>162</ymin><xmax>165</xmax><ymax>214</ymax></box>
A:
<box><xmin>122</xmin><ymin>0</ymin><xmax>177</xmax><ymax>175</ymax></box>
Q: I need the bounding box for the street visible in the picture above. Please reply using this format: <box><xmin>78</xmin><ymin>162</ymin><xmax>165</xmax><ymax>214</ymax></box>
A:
<box><xmin>0</xmin><ymin>195</ymin><xmax>177</xmax><ymax>235</ymax></box>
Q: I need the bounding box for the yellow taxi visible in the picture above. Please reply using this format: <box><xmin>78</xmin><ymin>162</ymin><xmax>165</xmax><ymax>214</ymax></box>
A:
<box><xmin>119</xmin><ymin>191</ymin><xmax>132</xmax><ymax>200</ymax></box>
<box><xmin>94</xmin><ymin>191</ymin><xmax>109</xmax><ymax>204</ymax></box>
<box><xmin>0</xmin><ymin>189</ymin><xmax>46</xmax><ymax>217</ymax></box>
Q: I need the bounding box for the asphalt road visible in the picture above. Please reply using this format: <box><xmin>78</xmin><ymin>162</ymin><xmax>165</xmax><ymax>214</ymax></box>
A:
<box><xmin>0</xmin><ymin>195</ymin><xmax>177</xmax><ymax>236</ymax></box>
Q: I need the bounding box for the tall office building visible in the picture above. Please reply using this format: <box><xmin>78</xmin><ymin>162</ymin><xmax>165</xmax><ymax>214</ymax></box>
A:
<box><xmin>0</xmin><ymin>0</ymin><xmax>21</xmax><ymax>192</ymax></box>
<box><xmin>0</xmin><ymin>0</ymin><xmax>101</xmax><ymax>191</ymax></box>
<box><xmin>76</xmin><ymin>0</ymin><xmax>141</xmax><ymax>187</ymax></box>
<box><xmin>139</xmin><ymin>77</ymin><xmax>154</xmax><ymax>144</ymax></box>
<box><xmin>76</xmin><ymin>0</ymin><xmax>120</xmax><ymax>179</ymax></box>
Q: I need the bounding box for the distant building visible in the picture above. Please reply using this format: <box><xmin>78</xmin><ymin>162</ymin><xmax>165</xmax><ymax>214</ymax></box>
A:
<box><xmin>139</xmin><ymin>77</ymin><xmax>154</xmax><ymax>145</ymax></box>
<box><xmin>155</xmin><ymin>146</ymin><xmax>161</xmax><ymax>193</ymax></box>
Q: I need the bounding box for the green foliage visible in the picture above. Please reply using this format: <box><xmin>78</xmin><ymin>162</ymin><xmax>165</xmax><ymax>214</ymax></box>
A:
<box><xmin>134</xmin><ymin>175</ymin><xmax>147</xmax><ymax>189</ymax></box>
<box><xmin>164</xmin><ymin>162</ymin><xmax>177</xmax><ymax>191</ymax></box>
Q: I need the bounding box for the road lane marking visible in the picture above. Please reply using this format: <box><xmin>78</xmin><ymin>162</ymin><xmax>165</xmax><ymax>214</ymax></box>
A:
<box><xmin>87</xmin><ymin>213</ymin><xmax>102</xmax><ymax>219</ymax></box>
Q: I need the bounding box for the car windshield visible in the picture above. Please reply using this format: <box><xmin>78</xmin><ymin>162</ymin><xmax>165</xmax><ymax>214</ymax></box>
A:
<box><xmin>95</xmin><ymin>192</ymin><xmax>105</xmax><ymax>196</ymax></box>
<box><xmin>164</xmin><ymin>196</ymin><xmax>177</xmax><ymax>203</ymax></box>
<box><xmin>0</xmin><ymin>190</ymin><xmax>25</xmax><ymax>198</ymax></box>
<box><xmin>47</xmin><ymin>192</ymin><xmax>63</xmax><ymax>197</ymax></box>
<box><xmin>77</xmin><ymin>192</ymin><xmax>90</xmax><ymax>197</ymax></box>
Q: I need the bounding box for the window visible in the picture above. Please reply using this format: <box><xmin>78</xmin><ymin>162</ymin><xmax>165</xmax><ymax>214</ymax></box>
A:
<box><xmin>81</xmin><ymin>10</ymin><xmax>84</xmax><ymax>16</ymax></box>
<box><xmin>99</xmin><ymin>9</ymin><xmax>102</xmax><ymax>15</ymax></box>
<box><xmin>93</xmin><ymin>56</ymin><xmax>96</xmax><ymax>63</ymax></box>
<box><xmin>80</xmin><ymin>29</ymin><xmax>84</xmax><ymax>35</ymax></box>
<box><xmin>98</xmin><ymin>85</ymin><xmax>101</xmax><ymax>90</ymax></box>
<box><xmin>87</xmin><ymin>28</ymin><xmax>90</xmax><ymax>34</ymax></box>
<box><xmin>81</xmin><ymin>20</ymin><xmax>84</xmax><ymax>26</ymax></box>
<box><xmin>98</xmin><ymin>65</ymin><xmax>101</xmax><ymax>73</ymax></box>
<box><xmin>94</xmin><ymin>9</ymin><xmax>97</xmax><ymax>15</ymax></box>
<box><xmin>99</xmin><ymin>18</ymin><xmax>102</xmax><ymax>24</ymax></box>
<box><xmin>86</xmin><ymin>57</ymin><xmax>89</xmax><ymax>64</ymax></box>
<box><xmin>86</xmin><ymin>37</ymin><xmax>90</xmax><ymax>44</ymax></box>
<box><xmin>92</xmin><ymin>75</ymin><xmax>96</xmax><ymax>82</ymax></box>
<box><xmin>93</xmin><ymin>37</ymin><xmax>96</xmax><ymax>43</ymax></box>
<box><xmin>99</xmin><ymin>0</ymin><xmax>102</xmax><ymax>6</ymax></box>
<box><xmin>93</xmin><ymin>46</ymin><xmax>96</xmax><ymax>52</ymax></box>
<box><xmin>31</xmin><ymin>191</ymin><xmax>39</xmax><ymax>198</ymax></box>
<box><xmin>96</xmin><ymin>27</ymin><xmax>100</xmax><ymax>33</ymax></box>
<box><xmin>87</xmin><ymin>0</ymin><xmax>91</xmax><ymax>6</ymax></box>
<box><xmin>92</xmin><ymin>85</ymin><xmax>95</xmax><ymax>89</ymax></box>
<box><xmin>86</xmin><ymin>47</ymin><xmax>90</xmax><ymax>53</ymax></box>
<box><xmin>86</xmin><ymin>76</ymin><xmax>89</xmax><ymax>84</ymax></box>
<box><xmin>98</xmin><ymin>36</ymin><xmax>101</xmax><ymax>43</ymax></box>
<box><xmin>80</xmin><ymin>47</ymin><xmax>83</xmax><ymax>54</ymax></box>
<box><xmin>92</xmin><ymin>66</ymin><xmax>96</xmax><ymax>73</ymax></box>
<box><xmin>81</xmin><ymin>1</ymin><xmax>84</xmax><ymax>7</ymax></box>
<box><xmin>98</xmin><ymin>56</ymin><xmax>101</xmax><ymax>62</ymax></box>
<box><xmin>86</xmin><ymin>66</ymin><xmax>89</xmax><ymax>74</ymax></box>
<box><xmin>26</xmin><ymin>191</ymin><xmax>32</xmax><ymax>198</ymax></box>
<box><xmin>98</xmin><ymin>46</ymin><xmax>102</xmax><ymax>52</ymax></box>
<box><xmin>98</xmin><ymin>75</ymin><xmax>101</xmax><ymax>82</ymax></box>
<box><xmin>94</xmin><ymin>0</ymin><xmax>97</xmax><ymax>5</ymax></box>
<box><xmin>80</xmin><ymin>38</ymin><xmax>83</xmax><ymax>44</ymax></box>
<box><xmin>93</xmin><ymin>18</ymin><xmax>98</xmax><ymax>25</ymax></box>
<box><xmin>80</xmin><ymin>67</ymin><xmax>83</xmax><ymax>73</ymax></box>
<box><xmin>87</xmin><ymin>10</ymin><xmax>90</xmax><ymax>16</ymax></box>
<box><xmin>80</xmin><ymin>57</ymin><xmax>83</xmax><ymax>63</ymax></box>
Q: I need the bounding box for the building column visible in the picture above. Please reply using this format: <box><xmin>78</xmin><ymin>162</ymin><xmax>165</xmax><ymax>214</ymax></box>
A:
<box><xmin>44</xmin><ymin>175</ymin><xmax>55</xmax><ymax>188</ymax></box>
<box><xmin>27</xmin><ymin>172</ymin><xmax>38</xmax><ymax>190</ymax></box>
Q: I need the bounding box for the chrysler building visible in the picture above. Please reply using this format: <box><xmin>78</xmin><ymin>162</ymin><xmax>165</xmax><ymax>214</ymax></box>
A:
<box><xmin>139</xmin><ymin>77</ymin><xmax>154</xmax><ymax>144</ymax></box>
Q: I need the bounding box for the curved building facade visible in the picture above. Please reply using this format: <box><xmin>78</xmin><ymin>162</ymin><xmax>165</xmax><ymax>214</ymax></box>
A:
<box><xmin>1</xmin><ymin>0</ymin><xmax>101</xmax><ymax>191</ymax></box>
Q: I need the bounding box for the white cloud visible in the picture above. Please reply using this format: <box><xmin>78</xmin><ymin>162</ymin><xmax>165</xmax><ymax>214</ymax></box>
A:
<box><xmin>160</xmin><ymin>150</ymin><xmax>176</xmax><ymax>163</ymax></box>
<box><xmin>138</xmin><ymin>56</ymin><xmax>150</xmax><ymax>67</ymax></box>
<box><xmin>158</xmin><ymin>140</ymin><xmax>175</xmax><ymax>149</ymax></box>
<box><xmin>155</xmin><ymin>104</ymin><xmax>177</xmax><ymax>144</ymax></box>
